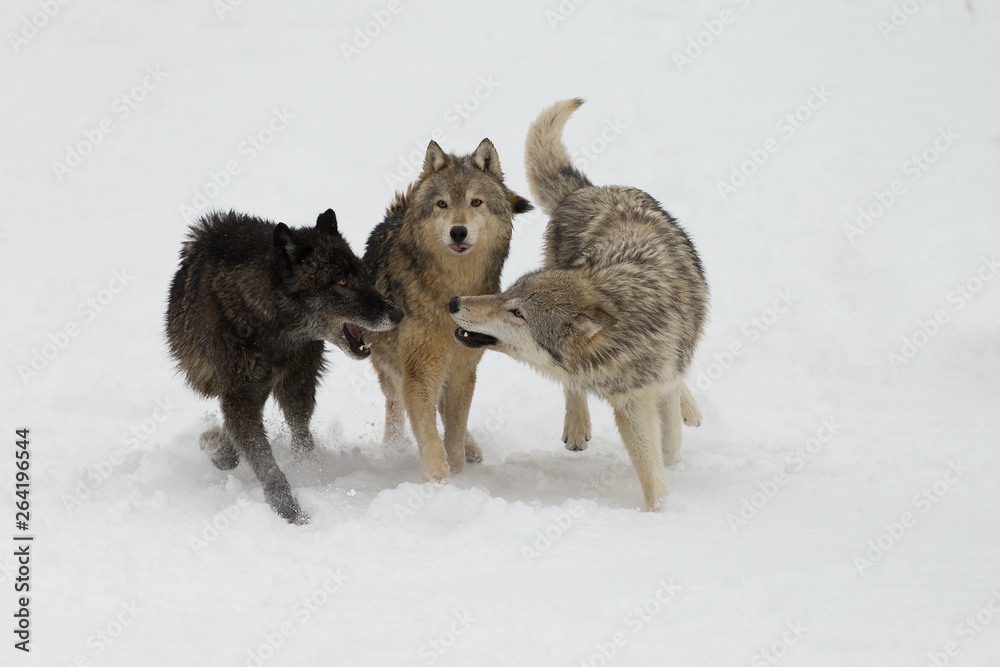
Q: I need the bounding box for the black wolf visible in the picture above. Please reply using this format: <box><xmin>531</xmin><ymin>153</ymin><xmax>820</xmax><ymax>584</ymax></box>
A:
<box><xmin>166</xmin><ymin>209</ymin><xmax>403</xmax><ymax>523</ymax></box>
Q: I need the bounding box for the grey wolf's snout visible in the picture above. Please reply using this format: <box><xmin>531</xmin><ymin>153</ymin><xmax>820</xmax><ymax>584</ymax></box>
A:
<box><xmin>390</xmin><ymin>307</ymin><xmax>404</xmax><ymax>325</ymax></box>
<box><xmin>449</xmin><ymin>226</ymin><xmax>468</xmax><ymax>244</ymax></box>
<box><xmin>449</xmin><ymin>296</ymin><xmax>460</xmax><ymax>314</ymax></box>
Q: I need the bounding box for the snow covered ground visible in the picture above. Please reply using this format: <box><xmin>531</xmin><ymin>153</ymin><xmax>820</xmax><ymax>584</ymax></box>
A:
<box><xmin>2</xmin><ymin>0</ymin><xmax>999</xmax><ymax>665</ymax></box>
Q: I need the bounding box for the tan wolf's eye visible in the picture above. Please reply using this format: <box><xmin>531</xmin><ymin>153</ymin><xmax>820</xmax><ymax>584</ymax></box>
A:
<box><xmin>436</xmin><ymin>200</ymin><xmax>448</xmax><ymax>209</ymax></box>
<box><xmin>471</xmin><ymin>198</ymin><xmax>483</xmax><ymax>207</ymax></box>
<box><xmin>338</xmin><ymin>278</ymin><xmax>347</xmax><ymax>286</ymax></box>
<box><xmin>510</xmin><ymin>308</ymin><xmax>524</xmax><ymax>319</ymax></box>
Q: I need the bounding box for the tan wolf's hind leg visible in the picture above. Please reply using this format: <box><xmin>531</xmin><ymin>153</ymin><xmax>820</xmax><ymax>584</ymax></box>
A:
<box><xmin>438</xmin><ymin>397</ymin><xmax>482</xmax><ymax>463</ymax></box>
<box><xmin>562</xmin><ymin>385</ymin><xmax>591</xmax><ymax>451</ymax></box>
<box><xmin>376</xmin><ymin>365</ymin><xmax>407</xmax><ymax>446</ymax></box>
<box><xmin>659</xmin><ymin>385</ymin><xmax>684</xmax><ymax>466</ymax></box>
<box><xmin>680</xmin><ymin>383</ymin><xmax>702</xmax><ymax>427</ymax></box>
<box><xmin>612</xmin><ymin>387</ymin><xmax>669</xmax><ymax>511</ymax></box>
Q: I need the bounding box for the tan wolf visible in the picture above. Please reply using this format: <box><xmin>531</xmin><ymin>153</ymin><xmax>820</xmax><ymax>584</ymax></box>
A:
<box><xmin>363</xmin><ymin>139</ymin><xmax>533</xmax><ymax>481</ymax></box>
<box><xmin>449</xmin><ymin>99</ymin><xmax>708</xmax><ymax>510</ymax></box>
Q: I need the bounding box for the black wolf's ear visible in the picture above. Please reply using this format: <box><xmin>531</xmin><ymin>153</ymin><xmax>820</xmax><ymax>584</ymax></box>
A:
<box><xmin>316</xmin><ymin>208</ymin><xmax>339</xmax><ymax>236</ymax></box>
<box><xmin>273</xmin><ymin>223</ymin><xmax>301</xmax><ymax>283</ymax></box>
<box><xmin>472</xmin><ymin>138</ymin><xmax>503</xmax><ymax>179</ymax></box>
<box><xmin>421</xmin><ymin>140</ymin><xmax>449</xmax><ymax>178</ymax></box>
<box><xmin>507</xmin><ymin>190</ymin><xmax>534</xmax><ymax>215</ymax></box>
<box><xmin>569</xmin><ymin>306</ymin><xmax>617</xmax><ymax>340</ymax></box>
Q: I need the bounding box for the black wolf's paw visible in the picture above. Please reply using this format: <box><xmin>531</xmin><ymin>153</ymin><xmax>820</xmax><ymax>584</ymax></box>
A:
<box><xmin>264</xmin><ymin>482</ymin><xmax>309</xmax><ymax>525</ymax></box>
<box><xmin>290</xmin><ymin>433</ymin><xmax>316</xmax><ymax>460</ymax></box>
<box><xmin>200</xmin><ymin>426</ymin><xmax>240</xmax><ymax>470</ymax></box>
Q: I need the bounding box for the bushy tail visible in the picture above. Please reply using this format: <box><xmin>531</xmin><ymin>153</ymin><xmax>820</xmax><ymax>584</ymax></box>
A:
<box><xmin>524</xmin><ymin>98</ymin><xmax>593</xmax><ymax>216</ymax></box>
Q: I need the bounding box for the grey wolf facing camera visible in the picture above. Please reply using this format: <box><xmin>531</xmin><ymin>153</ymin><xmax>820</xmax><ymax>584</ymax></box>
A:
<box><xmin>451</xmin><ymin>99</ymin><xmax>708</xmax><ymax>510</ymax></box>
<box><xmin>166</xmin><ymin>209</ymin><xmax>402</xmax><ymax>523</ymax></box>
<box><xmin>364</xmin><ymin>138</ymin><xmax>533</xmax><ymax>482</ymax></box>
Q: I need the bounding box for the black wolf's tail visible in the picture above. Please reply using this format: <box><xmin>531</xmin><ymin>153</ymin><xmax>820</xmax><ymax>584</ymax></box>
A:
<box><xmin>524</xmin><ymin>98</ymin><xmax>593</xmax><ymax>216</ymax></box>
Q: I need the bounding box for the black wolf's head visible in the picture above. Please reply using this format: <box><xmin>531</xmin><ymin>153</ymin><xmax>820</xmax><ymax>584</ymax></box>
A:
<box><xmin>273</xmin><ymin>209</ymin><xmax>403</xmax><ymax>359</ymax></box>
<box><xmin>396</xmin><ymin>139</ymin><xmax>533</xmax><ymax>258</ymax></box>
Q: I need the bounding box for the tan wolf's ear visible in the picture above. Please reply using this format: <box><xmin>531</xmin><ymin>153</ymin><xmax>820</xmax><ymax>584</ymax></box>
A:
<box><xmin>507</xmin><ymin>189</ymin><xmax>534</xmax><ymax>215</ymax></box>
<box><xmin>472</xmin><ymin>138</ymin><xmax>503</xmax><ymax>179</ymax></box>
<box><xmin>569</xmin><ymin>306</ymin><xmax>617</xmax><ymax>340</ymax></box>
<box><xmin>421</xmin><ymin>140</ymin><xmax>449</xmax><ymax>178</ymax></box>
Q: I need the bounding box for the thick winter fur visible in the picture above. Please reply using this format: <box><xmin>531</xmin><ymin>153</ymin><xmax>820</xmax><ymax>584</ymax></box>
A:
<box><xmin>166</xmin><ymin>209</ymin><xmax>402</xmax><ymax>523</ymax></box>
<box><xmin>450</xmin><ymin>99</ymin><xmax>709</xmax><ymax>510</ymax></box>
<box><xmin>364</xmin><ymin>138</ymin><xmax>533</xmax><ymax>482</ymax></box>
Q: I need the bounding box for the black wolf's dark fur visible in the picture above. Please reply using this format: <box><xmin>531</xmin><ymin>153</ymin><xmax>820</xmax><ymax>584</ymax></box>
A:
<box><xmin>166</xmin><ymin>209</ymin><xmax>400</xmax><ymax>523</ymax></box>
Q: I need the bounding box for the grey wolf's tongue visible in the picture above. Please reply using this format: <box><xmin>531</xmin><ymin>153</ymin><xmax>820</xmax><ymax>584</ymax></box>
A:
<box><xmin>346</xmin><ymin>323</ymin><xmax>361</xmax><ymax>343</ymax></box>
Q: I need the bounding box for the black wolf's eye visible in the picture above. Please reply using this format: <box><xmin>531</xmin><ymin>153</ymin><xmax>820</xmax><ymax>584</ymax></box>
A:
<box><xmin>338</xmin><ymin>278</ymin><xmax>347</xmax><ymax>286</ymax></box>
<box><xmin>436</xmin><ymin>200</ymin><xmax>448</xmax><ymax>209</ymax></box>
<box><xmin>510</xmin><ymin>308</ymin><xmax>524</xmax><ymax>319</ymax></box>
<box><xmin>471</xmin><ymin>198</ymin><xmax>483</xmax><ymax>207</ymax></box>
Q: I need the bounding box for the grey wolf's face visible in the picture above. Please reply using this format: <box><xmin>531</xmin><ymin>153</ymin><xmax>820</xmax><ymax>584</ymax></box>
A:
<box><xmin>448</xmin><ymin>270</ymin><xmax>616</xmax><ymax>372</ymax></box>
<box><xmin>275</xmin><ymin>210</ymin><xmax>403</xmax><ymax>359</ymax></box>
<box><xmin>409</xmin><ymin>139</ymin><xmax>532</xmax><ymax>256</ymax></box>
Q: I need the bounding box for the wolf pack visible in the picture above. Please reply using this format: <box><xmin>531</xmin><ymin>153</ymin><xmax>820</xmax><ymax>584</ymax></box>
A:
<box><xmin>166</xmin><ymin>99</ymin><xmax>709</xmax><ymax>523</ymax></box>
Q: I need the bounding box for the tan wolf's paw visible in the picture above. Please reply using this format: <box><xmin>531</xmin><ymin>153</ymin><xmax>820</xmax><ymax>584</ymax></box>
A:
<box><xmin>680</xmin><ymin>389</ymin><xmax>702</xmax><ymax>427</ymax></box>
<box><xmin>562</xmin><ymin>423</ymin><xmax>591</xmax><ymax>452</ymax></box>
<box><xmin>422</xmin><ymin>459</ymin><xmax>450</xmax><ymax>484</ymax></box>
<box><xmin>465</xmin><ymin>441</ymin><xmax>483</xmax><ymax>463</ymax></box>
<box><xmin>662</xmin><ymin>451</ymin><xmax>683</xmax><ymax>466</ymax></box>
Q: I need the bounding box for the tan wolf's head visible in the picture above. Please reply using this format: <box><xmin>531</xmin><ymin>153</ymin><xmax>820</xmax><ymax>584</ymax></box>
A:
<box><xmin>448</xmin><ymin>270</ymin><xmax>617</xmax><ymax>374</ymax></box>
<box><xmin>393</xmin><ymin>139</ymin><xmax>533</xmax><ymax>257</ymax></box>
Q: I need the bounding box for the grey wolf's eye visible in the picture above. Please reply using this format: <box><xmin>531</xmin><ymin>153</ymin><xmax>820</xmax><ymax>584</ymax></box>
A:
<box><xmin>471</xmin><ymin>198</ymin><xmax>483</xmax><ymax>207</ymax></box>
<box><xmin>510</xmin><ymin>308</ymin><xmax>524</xmax><ymax>319</ymax></box>
<box><xmin>436</xmin><ymin>200</ymin><xmax>448</xmax><ymax>209</ymax></box>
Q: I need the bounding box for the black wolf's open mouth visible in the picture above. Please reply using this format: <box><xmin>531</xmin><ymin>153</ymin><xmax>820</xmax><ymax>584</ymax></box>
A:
<box><xmin>454</xmin><ymin>327</ymin><xmax>498</xmax><ymax>348</ymax></box>
<box><xmin>448</xmin><ymin>243</ymin><xmax>471</xmax><ymax>254</ymax></box>
<box><xmin>343</xmin><ymin>323</ymin><xmax>370</xmax><ymax>358</ymax></box>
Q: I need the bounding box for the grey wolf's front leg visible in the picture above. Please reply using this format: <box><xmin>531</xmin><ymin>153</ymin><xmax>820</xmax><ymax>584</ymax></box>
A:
<box><xmin>679</xmin><ymin>383</ymin><xmax>702</xmax><ymax>427</ymax></box>
<box><xmin>611</xmin><ymin>387</ymin><xmax>668</xmax><ymax>511</ymax></box>
<box><xmin>563</xmin><ymin>385</ymin><xmax>591</xmax><ymax>451</ymax></box>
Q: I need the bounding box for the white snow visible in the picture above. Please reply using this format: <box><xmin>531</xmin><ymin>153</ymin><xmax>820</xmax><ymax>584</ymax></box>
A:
<box><xmin>2</xmin><ymin>0</ymin><xmax>999</xmax><ymax>665</ymax></box>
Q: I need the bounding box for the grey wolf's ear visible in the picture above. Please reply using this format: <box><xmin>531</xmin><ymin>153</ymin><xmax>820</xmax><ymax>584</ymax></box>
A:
<box><xmin>316</xmin><ymin>208</ymin><xmax>338</xmax><ymax>235</ymax></box>
<box><xmin>472</xmin><ymin>138</ymin><xmax>503</xmax><ymax>179</ymax></box>
<box><xmin>273</xmin><ymin>223</ymin><xmax>301</xmax><ymax>282</ymax></box>
<box><xmin>569</xmin><ymin>306</ymin><xmax>617</xmax><ymax>340</ymax></box>
<box><xmin>507</xmin><ymin>190</ymin><xmax>534</xmax><ymax>215</ymax></box>
<box><xmin>421</xmin><ymin>140</ymin><xmax>449</xmax><ymax>178</ymax></box>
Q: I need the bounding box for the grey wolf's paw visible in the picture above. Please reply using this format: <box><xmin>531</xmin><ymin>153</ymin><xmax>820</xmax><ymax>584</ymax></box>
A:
<box><xmin>465</xmin><ymin>441</ymin><xmax>483</xmax><ymax>463</ymax></box>
<box><xmin>680</xmin><ymin>390</ymin><xmax>702</xmax><ymax>427</ymax></box>
<box><xmin>200</xmin><ymin>426</ymin><xmax>239</xmax><ymax>470</ymax></box>
<box><xmin>662</xmin><ymin>451</ymin><xmax>683</xmax><ymax>466</ymax></box>
<box><xmin>562</xmin><ymin>423</ymin><xmax>591</xmax><ymax>452</ymax></box>
<box><xmin>290</xmin><ymin>433</ymin><xmax>316</xmax><ymax>460</ymax></box>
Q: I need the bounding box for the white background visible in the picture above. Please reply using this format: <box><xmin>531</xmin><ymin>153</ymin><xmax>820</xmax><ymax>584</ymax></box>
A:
<box><xmin>2</xmin><ymin>1</ymin><xmax>999</xmax><ymax>665</ymax></box>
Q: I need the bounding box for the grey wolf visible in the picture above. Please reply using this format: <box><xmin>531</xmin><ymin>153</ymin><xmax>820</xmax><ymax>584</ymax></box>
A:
<box><xmin>450</xmin><ymin>99</ymin><xmax>708</xmax><ymax>510</ymax></box>
<box><xmin>166</xmin><ymin>209</ymin><xmax>402</xmax><ymax>523</ymax></box>
<box><xmin>363</xmin><ymin>139</ymin><xmax>532</xmax><ymax>482</ymax></box>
